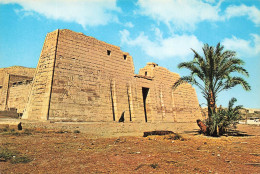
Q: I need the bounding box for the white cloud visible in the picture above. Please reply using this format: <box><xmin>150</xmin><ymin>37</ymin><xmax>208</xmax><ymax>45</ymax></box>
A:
<box><xmin>120</xmin><ymin>29</ymin><xmax>203</xmax><ymax>59</ymax></box>
<box><xmin>225</xmin><ymin>4</ymin><xmax>260</xmax><ymax>25</ymax></box>
<box><xmin>222</xmin><ymin>34</ymin><xmax>260</xmax><ymax>58</ymax></box>
<box><xmin>137</xmin><ymin>0</ymin><xmax>222</xmax><ymax>31</ymax></box>
<box><xmin>124</xmin><ymin>22</ymin><xmax>134</xmax><ymax>28</ymax></box>
<box><xmin>136</xmin><ymin>0</ymin><xmax>260</xmax><ymax>30</ymax></box>
<box><xmin>0</xmin><ymin>0</ymin><xmax>121</xmax><ymax>28</ymax></box>
<box><xmin>203</xmin><ymin>0</ymin><xmax>216</xmax><ymax>3</ymax></box>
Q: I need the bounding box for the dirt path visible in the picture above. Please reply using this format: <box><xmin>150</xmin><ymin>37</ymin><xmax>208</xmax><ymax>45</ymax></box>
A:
<box><xmin>0</xmin><ymin>124</ymin><xmax>259</xmax><ymax>173</ymax></box>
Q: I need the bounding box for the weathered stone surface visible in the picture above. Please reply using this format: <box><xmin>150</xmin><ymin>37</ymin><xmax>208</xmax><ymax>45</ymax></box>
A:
<box><xmin>0</xmin><ymin>66</ymin><xmax>34</xmax><ymax>113</ymax></box>
<box><xmin>1</xmin><ymin>29</ymin><xmax>202</xmax><ymax>123</ymax></box>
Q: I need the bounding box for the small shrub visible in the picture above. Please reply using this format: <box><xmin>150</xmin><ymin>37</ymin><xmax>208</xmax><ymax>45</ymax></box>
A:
<box><xmin>11</xmin><ymin>155</ymin><xmax>32</xmax><ymax>164</ymax></box>
<box><xmin>0</xmin><ymin>148</ymin><xmax>16</xmax><ymax>161</ymax></box>
<box><xmin>2</xmin><ymin>131</ymin><xmax>20</xmax><ymax>136</ymax></box>
<box><xmin>0</xmin><ymin>128</ymin><xmax>33</xmax><ymax>136</ymax></box>
<box><xmin>56</xmin><ymin>130</ymin><xmax>65</xmax><ymax>134</ymax></box>
<box><xmin>135</xmin><ymin>163</ymin><xmax>159</xmax><ymax>170</ymax></box>
<box><xmin>10</xmin><ymin>129</ymin><xmax>15</xmax><ymax>132</ymax></box>
<box><xmin>73</xmin><ymin>130</ymin><xmax>80</xmax><ymax>133</ymax></box>
<box><xmin>0</xmin><ymin>148</ymin><xmax>32</xmax><ymax>164</ymax></box>
<box><xmin>23</xmin><ymin>129</ymin><xmax>33</xmax><ymax>135</ymax></box>
<box><xmin>165</xmin><ymin>133</ymin><xmax>184</xmax><ymax>141</ymax></box>
<box><xmin>150</xmin><ymin>163</ymin><xmax>159</xmax><ymax>169</ymax></box>
<box><xmin>173</xmin><ymin>133</ymin><xmax>183</xmax><ymax>140</ymax></box>
<box><xmin>1</xmin><ymin>127</ymin><xmax>8</xmax><ymax>132</ymax></box>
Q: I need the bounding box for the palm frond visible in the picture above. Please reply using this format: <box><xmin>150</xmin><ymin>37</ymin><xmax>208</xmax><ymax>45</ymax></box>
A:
<box><xmin>172</xmin><ymin>76</ymin><xmax>193</xmax><ymax>90</ymax></box>
<box><xmin>228</xmin><ymin>65</ymin><xmax>249</xmax><ymax>77</ymax></box>
<box><xmin>225</xmin><ymin>77</ymin><xmax>251</xmax><ymax>91</ymax></box>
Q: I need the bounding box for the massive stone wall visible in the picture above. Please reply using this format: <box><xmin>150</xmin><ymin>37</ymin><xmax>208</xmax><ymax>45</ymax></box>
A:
<box><xmin>21</xmin><ymin>29</ymin><xmax>202</xmax><ymax>122</ymax></box>
<box><xmin>49</xmin><ymin>29</ymin><xmax>135</xmax><ymax>121</ymax></box>
<box><xmin>23</xmin><ymin>30</ymin><xmax>59</xmax><ymax>120</ymax></box>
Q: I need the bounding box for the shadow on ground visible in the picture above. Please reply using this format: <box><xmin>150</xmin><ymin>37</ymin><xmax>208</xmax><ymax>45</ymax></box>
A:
<box><xmin>225</xmin><ymin>129</ymin><xmax>254</xmax><ymax>137</ymax></box>
<box><xmin>184</xmin><ymin>129</ymin><xmax>254</xmax><ymax>137</ymax></box>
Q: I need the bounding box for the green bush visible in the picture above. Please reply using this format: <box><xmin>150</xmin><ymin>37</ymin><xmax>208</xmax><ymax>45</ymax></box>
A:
<box><xmin>23</xmin><ymin>129</ymin><xmax>32</xmax><ymax>135</ymax></box>
<box><xmin>150</xmin><ymin>163</ymin><xmax>159</xmax><ymax>169</ymax></box>
<box><xmin>11</xmin><ymin>155</ymin><xmax>32</xmax><ymax>164</ymax></box>
<box><xmin>0</xmin><ymin>148</ymin><xmax>32</xmax><ymax>164</ymax></box>
<box><xmin>173</xmin><ymin>133</ymin><xmax>183</xmax><ymax>140</ymax></box>
<box><xmin>0</xmin><ymin>128</ymin><xmax>33</xmax><ymax>136</ymax></box>
<box><xmin>0</xmin><ymin>148</ymin><xmax>16</xmax><ymax>161</ymax></box>
<box><xmin>207</xmin><ymin>98</ymin><xmax>242</xmax><ymax>136</ymax></box>
<box><xmin>56</xmin><ymin>130</ymin><xmax>65</xmax><ymax>134</ymax></box>
<box><xmin>73</xmin><ymin>130</ymin><xmax>80</xmax><ymax>133</ymax></box>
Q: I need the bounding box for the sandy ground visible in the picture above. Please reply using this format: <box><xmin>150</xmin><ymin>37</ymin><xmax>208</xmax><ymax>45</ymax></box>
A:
<box><xmin>0</xmin><ymin>124</ymin><xmax>259</xmax><ymax>173</ymax></box>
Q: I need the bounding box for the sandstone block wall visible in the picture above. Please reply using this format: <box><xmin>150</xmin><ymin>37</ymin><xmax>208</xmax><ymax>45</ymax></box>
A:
<box><xmin>0</xmin><ymin>74</ymin><xmax>10</xmax><ymax>111</ymax></box>
<box><xmin>51</xmin><ymin>29</ymin><xmax>135</xmax><ymax>121</ymax></box>
<box><xmin>0</xmin><ymin>67</ymin><xmax>34</xmax><ymax>112</ymax></box>
<box><xmin>8</xmin><ymin>82</ymin><xmax>32</xmax><ymax>113</ymax></box>
<box><xmin>14</xmin><ymin>29</ymin><xmax>202</xmax><ymax>122</ymax></box>
<box><xmin>23</xmin><ymin>30</ymin><xmax>59</xmax><ymax>120</ymax></box>
<box><xmin>138</xmin><ymin>63</ymin><xmax>201</xmax><ymax>122</ymax></box>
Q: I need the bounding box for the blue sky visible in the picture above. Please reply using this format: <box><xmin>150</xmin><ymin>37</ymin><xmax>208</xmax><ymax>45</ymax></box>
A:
<box><xmin>0</xmin><ymin>0</ymin><xmax>259</xmax><ymax>109</ymax></box>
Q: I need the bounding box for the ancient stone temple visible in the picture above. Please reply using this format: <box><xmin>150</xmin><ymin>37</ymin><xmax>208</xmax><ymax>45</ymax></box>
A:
<box><xmin>0</xmin><ymin>29</ymin><xmax>202</xmax><ymax>122</ymax></box>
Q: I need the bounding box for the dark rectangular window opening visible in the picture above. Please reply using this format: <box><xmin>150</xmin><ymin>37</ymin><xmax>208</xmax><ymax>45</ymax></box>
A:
<box><xmin>145</xmin><ymin>71</ymin><xmax>147</xmax><ymax>76</ymax></box>
<box><xmin>123</xmin><ymin>55</ymin><xmax>127</xmax><ymax>60</ymax></box>
<box><xmin>107</xmin><ymin>50</ymin><xmax>111</xmax><ymax>56</ymax></box>
<box><xmin>142</xmin><ymin>87</ymin><xmax>149</xmax><ymax>122</ymax></box>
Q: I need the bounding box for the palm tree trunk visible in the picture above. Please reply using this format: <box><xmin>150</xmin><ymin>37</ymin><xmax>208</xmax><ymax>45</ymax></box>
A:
<box><xmin>216</xmin><ymin>125</ymin><xmax>219</xmax><ymax>136</ymax></box>
<box><xmin>207</xmin><ymin>100</ymin><xmax>212</xmax><ymax>119</ymax></box>
<box><xmin>209</xmin><ymin>91</ymin><xmax>216</xmax><ymax>114</ymax></box>
<box><xmin>208</xmin><ymin>91</ymin><xmax>218</xmax><ymax>136</ymax></box>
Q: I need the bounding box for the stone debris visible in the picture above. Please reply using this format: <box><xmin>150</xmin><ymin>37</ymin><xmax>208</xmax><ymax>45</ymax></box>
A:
<box><xmin>143</xmin><ymin>130</ymin><xmax>174</xmax><ymax>137</ymax></box>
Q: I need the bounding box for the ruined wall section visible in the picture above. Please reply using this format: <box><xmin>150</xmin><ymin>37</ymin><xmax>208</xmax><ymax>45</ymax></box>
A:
<box><xmin>5</xmin><ymin>75</ymin><xmax>33</xmax><ymax>112</ymax></box>
<box><xmin>9</xmin><ymin>75</ymin><xmax>33</xmax><ymax>84</ymax></box>
<box><xmin>0</xmin><ymin>66</ymin><xmax>35</xmax><ymax>86</ymax></box>
<box><xmin>141</xmin><ymin>65</ymin><xmax>180</xmax><ymax>122</ymax></box>
<box><xmin>0</xmin><ymin>74</ymin><xmax>10</xmax><ymax>110</ymax></box>
<box><xmin>173</xmin><ymin>83</ymin><xmax>202</xmax><ymax>122</ymax></box>
<box><xmin>8</xmin><ymin>82</ymin><xmax>32</xmax><ymax>113</ymax></box>
<box><xmin>48</xmin><ymin>29</ymin><xmax>135</xmax><ymax>121</ymax></box>
<box><xmin>23</xmin><ymin>30</ymin><xmax>59</xmax><ymax>120</ymax></box>
<box><xmin>139</xmin><ymin>63</ymin><xmax>202</xmax><ymax>122</ymax></box>
<box><xmin>0</xmin><ymin>67</ymin><xmax>35</xmax><ymax>111</ymax></box>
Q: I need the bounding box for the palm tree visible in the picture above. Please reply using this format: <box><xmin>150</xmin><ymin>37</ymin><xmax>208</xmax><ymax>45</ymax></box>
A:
<box><xmin>207</xmin><ymin>97</ymin><xmax>243</xmax><ymax>136</ymax></box>
<box><xmin>218</xmin><ymin>98</ymin><xmax>243</xmax><ymax>134</ymax></box>
<box><xmin>173</xmin><ymin>43</ymin><xmax>251</xmax><ymax>120</ymax></box>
